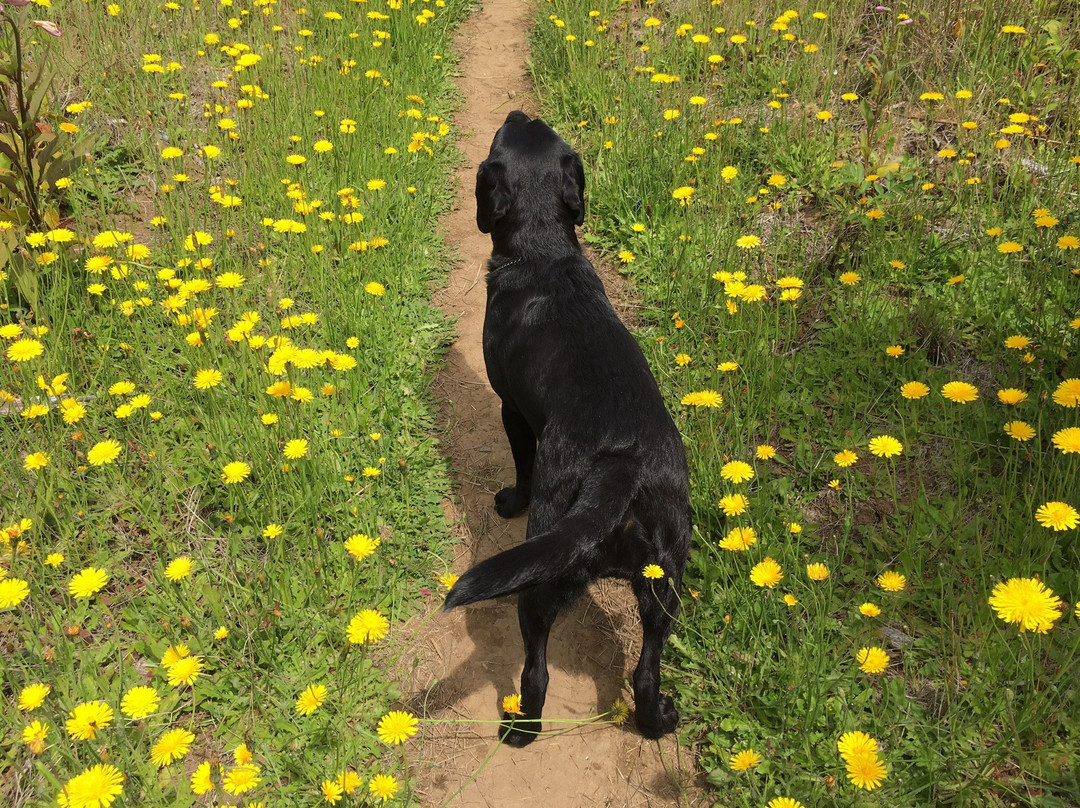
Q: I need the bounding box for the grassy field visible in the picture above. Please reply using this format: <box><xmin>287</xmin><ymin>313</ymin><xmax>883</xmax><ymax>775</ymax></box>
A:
<box><xmin>4</xmin><ymin>0</ymin><xmax>1080</xmax><ymax>806</ymax></box>
<box><xmin>530</xmin><ymin>1</ymin><xmax>1080</xmax><ymax>806</ymax></box>
<box><xmin>1</xmin><ymin>0</ymin><xmax>468</xmax><ymax>804</ymax></box>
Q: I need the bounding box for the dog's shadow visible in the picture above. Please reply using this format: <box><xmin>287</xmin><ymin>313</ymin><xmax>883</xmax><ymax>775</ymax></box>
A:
<box><xmin>411</xmin><ymin>342</ymin><xmax>638</xmax><ymax>736</ymax></box>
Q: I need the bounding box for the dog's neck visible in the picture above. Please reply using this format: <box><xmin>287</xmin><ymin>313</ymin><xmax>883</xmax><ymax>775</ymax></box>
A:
<box><xmin>488</xmin><ymin>220</ymin><xmax>581</xmax><ymax>265</ymax></box>
<box><xmin>489</xmin><ymin>255</ymin><xmax>526</xmax><ymax>272</ymax></box>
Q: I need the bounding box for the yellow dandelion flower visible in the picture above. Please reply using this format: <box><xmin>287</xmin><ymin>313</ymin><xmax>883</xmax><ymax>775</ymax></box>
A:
<box><xmin>1051</xmin><ymin>427</ymin><xmax>1080</xmax><ymax>454</ymax></box>
<box><xmin>68</xmin><ymin>567</ymin><xmax>108</xmax><ymax>598</ymax></box>
<box><xmin>876</xmin><ymin>571</ymin><xmax>906</xmax><ymax>592</ymax></box>
<box><xmin>997</xmin><ymin>388</ymin><xmax>1028</xmax><ymax>405</ymax></box>
<box><xmin>283</xmin><ymin>438</ymin><xmax>309</xmax><ymax>459</ymax></box>
<box><xmin>749</xmin><ymin>557</ymin><xmax>783</xmax><ymax>588</ymax></box>
<box><xmin>23</xmin><ymin>452</ymin><xmax>49</xmax><ymax>471</ymax></box>
<box><xmin>151</xmin><ymin>727</ymin><xmax>195</xmax><ymax>767</ymax></box>
<box><xmin>344</xmin><ymin>533</ymin><xmax>380</xmax><ymax>561</ymax></box>
<box><xmin>295</xmin><ymin>684</ymin><xmax>327</xmax><ymax>716</ymax></box>
<box><xmin>166</xmin><ymin>655</ymin><xmax>204</xmax><ymax>687</ymax></box>
<box><xmin>837</xmin><ymin>730</ymin><xmax>878</xmax><ymax>759</ymax></box>
<box><xmin>6</xmin><ymin>337</ymin><xmax>44</xmax><ymax>360</ymax></box>
<box><xmin>22</xmin><ymin>720</ymin><xmax>48</xmax><ymax>754</ymax></box>
<box><xmin>729</xmin><ymin>749</ymin><xmax>762</xmax><ymax>771</ymax></box>
<box><xmin>221</xmin><ymin>461</ymin><xmax>251</xmax><ymax>484</ymax></box>
<box><xmin>1035</xmin><ymin>501</ymin><xmax>1079</xmax><ymax>531</ymax></box>
<box><xmin>368</xmin><ymin>774</ymin><xmax>399</xmax><ymax>802</ymax></box>
<box><xmin>720</xmin><ymin>460</ymin><xmax>754</xmax><ymax>483</ymax></box>
<box><xmin>672</xmin><ymin>186</ymin><xmax>695</xmax><ymax>205</ymax></box>
<box><xmin>59</xmin><ymin>764</ymin><xmax>125</xmax><ymax>807</ymax></box>
<box><xmin>0</xmin><ymin>580</ymin><xmax>28</xmax><ymax>610</ymax></box>
<box><xmin>376</xmin><ymin>710</ymin><xmax>418</xmax><ymax>745</ymax></box>
<box><xmin>719</xmin><ymin>493</ymin><xmax>749</xmax><ymax>516</ymax></box>
<box><xmin>439</xmin><ymin>572</ymin><xmax>459</xmax><ymax>590</ymax></box>
<box><xmin>989</xmin><ymin>577</ymin><xmax>1062</xmax><ymax>633</ymax></box>
<box><xmin>720</xmin><ymin>526</ymin><xmax>757</xmax><ymax>551</ymax></box>
<box><xmin>18</xmin><ymin>683</ymin><xmax>51</xmax><ymax>711</ymax></box>
<box><xmin>163</xmin><ymin>557</ymin><xmax>193</xmax><ymax>581</ymax></box>
<box><xmin>347</xmin><ymin>609</ymin><xmax>389</xmax><ymax>644</ymax></box>
<box><xmin>900</xmin><ymin>381</ymin><xmax>930</xmax><ymax>399</ymax></box>
<box><xmin>681</xmin><ymin>390</ymin><xmax>723</xmax><ymax>407</ymax></box>
<box><xmin>121</xmin><ymin>686</ymin><xmax>161</xmax><ymax>719</ymax></box>
<box><xmin>868</xmin><ymin>435</ymin><xmax>902</xmax><ymax>458</ymax></box>
<box><xmin>1004</xmin><ymin>421</ymin><xmax>1035</xmax><ymax>441</ymax></box>
<box><xmin>190</xmin><ymin>762</ymin><xmax>214</xmax><ymax>794</ymax></box>
<box><xmin>65</xmin><ymin>700</ymin><xmax>114</xmax><ymax>741</ymax></box>
<box><xmin>221</xmin><ymin>764</ymin><xmax>261</xmax><ymax>795</ymax></box>
<box><xmin>767</xmin><ymin>798</ymin><xmax>805</xmax><ymax>808</ymax></box>
<box><xmin>87</xmin><ymin>439</ymin><xmax>122</xmax><ymax>466</ymax></box>
<box><xmin>834</xmin><ymin>449</ymin><xmax>858</xmax><ymax>468</ymax></box>
<box><xmin>502</xmin><ymin>693</ymin><xmax>524</xmax><ymax>715</ymax></box>
<box><xmin>941</xmin><ymin>381</ymin><xmax>979</xmax><ymax>403</ymax></box>
<box><xmin>1052</xmin><ymin>378</ymin><xmax>1080</xmax><ymax>408</ymax></box>
<box><xmin>845</xmin><ymin>750</ymin><xmax>888</xmax><ymax>790</ymax></box>
<box><xmin>856</xmin><ymin>646</ymin><xmax>890</xmax><ymax>674</ymax></box>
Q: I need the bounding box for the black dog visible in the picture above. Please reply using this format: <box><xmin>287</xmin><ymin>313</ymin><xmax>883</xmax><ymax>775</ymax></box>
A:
<box><xmin>443</xmin><ymin>111</ymin><xmax>692</xmax><ymax>746</ymax></box>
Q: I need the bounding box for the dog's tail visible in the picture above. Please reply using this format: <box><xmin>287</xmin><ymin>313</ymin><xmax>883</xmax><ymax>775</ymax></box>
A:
<box><xmin>443</xmin><ymin>458</ymin><xmax>635</xmax><ymax>611</ymax></box>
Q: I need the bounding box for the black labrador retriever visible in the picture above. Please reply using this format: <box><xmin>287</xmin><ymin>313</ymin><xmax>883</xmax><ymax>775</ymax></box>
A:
<box><xmin>443</xmin><ymin>111</ymin><xmax>692</xmax><ymax>746</ymax></box>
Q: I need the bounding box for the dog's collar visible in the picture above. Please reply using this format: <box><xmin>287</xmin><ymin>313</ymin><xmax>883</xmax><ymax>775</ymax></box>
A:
<box><xmin>489</xmin><ymin>255</ymin><xmax>525</xmax><ymax>272</ymax></box>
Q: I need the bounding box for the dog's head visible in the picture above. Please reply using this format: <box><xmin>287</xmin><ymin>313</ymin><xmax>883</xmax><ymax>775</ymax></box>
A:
<box><xmin>475</xmin><ymin>111</ymin><xmax>585</xmax><ymax>235</ymax></box>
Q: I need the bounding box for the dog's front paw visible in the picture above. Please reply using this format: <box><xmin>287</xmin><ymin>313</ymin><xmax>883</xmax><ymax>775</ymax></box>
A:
<box><xmin>494</xmin><ymin>486</ymin><xmax>529</xmax><ymax>518</ymax></box>
<box><xmin>500</xmin><ymin>713</ymin><xmax>541</xmax><ymax>747</ymax></box>
<box><xmin>635</xmin><ymin>694</ymin><xmax>679</xmax><ymax>739</ymax></box>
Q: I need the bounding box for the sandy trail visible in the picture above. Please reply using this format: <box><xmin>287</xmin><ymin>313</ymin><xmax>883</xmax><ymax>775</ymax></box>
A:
<box><xmin>401</xmin><ymin>1</ymin><xmax>706</xmax><ymax>804</ymax></box>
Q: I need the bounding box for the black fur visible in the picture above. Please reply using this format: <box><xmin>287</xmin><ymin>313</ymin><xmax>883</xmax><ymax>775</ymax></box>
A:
<box><xmin>444</xmin><ymin>111</ymin><xmax>692</xmax><ymax>747</ymax></box>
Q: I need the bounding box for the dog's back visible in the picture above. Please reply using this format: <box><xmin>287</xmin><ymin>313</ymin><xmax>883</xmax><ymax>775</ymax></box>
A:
<box><xmin>483</xmin><ymin>248</ymin><xmax>690</xmax><ymax>574</ymax></box>
<box><xmin>484</xmin><ymin>251</ymin><xmax>680</xmax><ymax>457</ymax></box>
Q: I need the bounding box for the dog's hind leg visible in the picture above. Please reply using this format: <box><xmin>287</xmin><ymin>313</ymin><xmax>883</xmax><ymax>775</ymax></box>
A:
<box><xmin>630</xmin><ymin>572</ymin><xmax>682</xmax><ymax>739</ymax></box>
<box><xmin>500</xmin><ymin>581</ymin><xmax>581</xmax><ymax>746</ymax></box>
<box><xmin>494</xmin><ymin>403</ymin><xmax>536</xmax><ymax>518</ymax></box>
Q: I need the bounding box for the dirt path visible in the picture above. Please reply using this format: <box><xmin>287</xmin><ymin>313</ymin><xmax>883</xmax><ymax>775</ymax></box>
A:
<box><xmin>399</xmin><ymin>1</ymin><xmax>706</xmax><ymax>805</ymax></box>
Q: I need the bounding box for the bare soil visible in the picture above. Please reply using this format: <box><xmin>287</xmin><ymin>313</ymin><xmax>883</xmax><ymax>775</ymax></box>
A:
<box><xmin>395</xmin><ymin>0</ymin><xmax>708</xmax><ymax>805</ymax></box>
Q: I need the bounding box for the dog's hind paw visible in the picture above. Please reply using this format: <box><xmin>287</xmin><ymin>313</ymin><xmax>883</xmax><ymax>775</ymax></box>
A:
<box><xmin>500</xmin><ymin>714</ymin><xmax>541</xmax><ymax>747</ymax></box>
<box><xmin>494</xmin><ymin>486</ymin><xmax>530</xmax><ymax>518</ymax></box>
<box><xmin>635</xmin><ymin>694</ymin><xmax>679</xmax><ymax>739</ymax></box>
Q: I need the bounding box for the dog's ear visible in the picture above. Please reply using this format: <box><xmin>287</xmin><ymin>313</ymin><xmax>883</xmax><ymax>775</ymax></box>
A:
<box><xmin>561</xmin><ymin>151</ymin><xmax>586</xmax><ymax>227</ymax></box>
<box><xmin>476</xmin><ymin>158</ymin><xmax>510</xmax><ymax>234</ymax></box>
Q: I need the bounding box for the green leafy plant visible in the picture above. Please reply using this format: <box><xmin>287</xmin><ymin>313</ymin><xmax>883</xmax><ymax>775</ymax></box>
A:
<box><xmin>0</xmin><ymin>1</ymin><xmax>94</xmax><ymax>311</ymax></box>
<box><xmin>0</xmin><ymin>0</ymin><xmax>66</xmax><ymax>226</ymax></box>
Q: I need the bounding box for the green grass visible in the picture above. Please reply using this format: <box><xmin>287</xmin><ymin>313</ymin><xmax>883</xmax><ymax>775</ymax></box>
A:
<box><xmin>531</xmin><ymin>1</ymin><xmax>1079</xmax><ymax>806</ymax></box>
<box><xmin>1</xmin><ymin>0</ymin><xmax>469</xmax><ymax>804</ymax></box>
<box><xmin>4</xmin><ymin>0</ymin><xmax>1080</xmax><ymax>804</ymax></box>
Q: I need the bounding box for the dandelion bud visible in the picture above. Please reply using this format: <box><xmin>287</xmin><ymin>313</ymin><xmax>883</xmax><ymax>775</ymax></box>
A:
<box><xmin>33</xmin><ymin>20</ymin><xmax>63</xmax><ymax>37</ymax></box>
